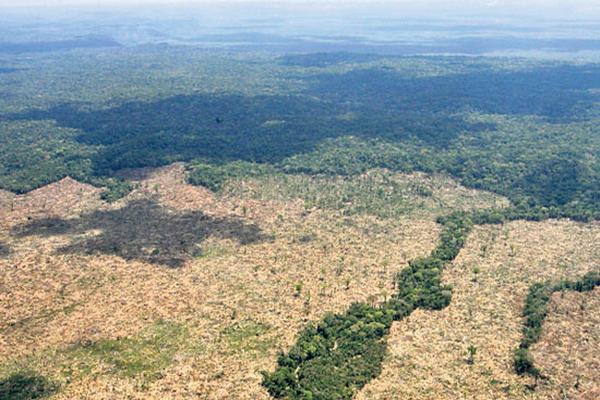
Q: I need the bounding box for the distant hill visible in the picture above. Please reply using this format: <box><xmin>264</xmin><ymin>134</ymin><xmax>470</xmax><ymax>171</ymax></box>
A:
<box><xmin>0</xmin><ymin>35</ymin><xmax>120</xmax><ymax>54</ymax></box>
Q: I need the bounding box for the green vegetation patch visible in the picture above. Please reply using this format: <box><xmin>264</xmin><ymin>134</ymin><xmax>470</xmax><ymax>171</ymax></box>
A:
<box><xmin>280</xmin><ymin>137</ymin><xmax>417</xmax><ymax>177</ymax></box>
<box><xmin>224</xmin><ymin>168</ymin><xmax>435</xmax><ymax>220</ymax></box>
<box><xmin>99</xmin><ymin>179</ymin><xmax>137</xmax><ymax>202</ymax></box>
<box><xmin>60</xmin><ymin>320</ymin><xmax>189</xmax><ymax>381</ymax></box>
<box><xmin>0</xmin><ymin>120</ymin><xmax>134</xmax><ymax>201</ymax></box>
<box><xmin>0</xmin><ymin>372</ymin><xmax>59</xmax><ymax>400</ymax></box>
<box><xmin>187</xmin><ymin>160</ymin><xmax>277</xmax><ymax>192</ymax></box>
<box><xmin>0</xmin><ymin>320</ymin><xmax>196</xmax><ymax>395</ymax></box>
<box><xmin>262</xmin><ymin>304</ymin><xmax>394</xmax><ymax>400</ymax></box>
<box><xmin>0</xmin><ymin>120</ymin><xmax>96</xmax><ymax>194</ymax></box>
<box><xmin>221</xmin><ymin>320</ymin><xmax>275</xmax><ymax>357</ymax></box>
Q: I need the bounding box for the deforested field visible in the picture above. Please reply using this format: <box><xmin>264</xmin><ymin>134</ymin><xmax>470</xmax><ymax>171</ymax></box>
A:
<box><xmin>1</xmin><ymin>164</ymin><xmax>599</xmax><ymax>399</ymax></box>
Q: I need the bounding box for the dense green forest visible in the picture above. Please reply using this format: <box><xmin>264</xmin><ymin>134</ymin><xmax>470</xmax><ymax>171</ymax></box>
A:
<box><xmin>1</xmin><ymin>49</ymin><xmax>599</xmax><ymax>215</ymax></box>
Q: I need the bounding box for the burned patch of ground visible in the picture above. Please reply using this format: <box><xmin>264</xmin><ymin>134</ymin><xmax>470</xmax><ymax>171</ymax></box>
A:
<box><xmin>12</xmin><ymin>198</ymin><xmax>266</xmax><ymax>268</ymax></box>
<box><xmin>0</xmin><ymin>242</ymin><xmax>9</xmax><ymax>258</ymax></box>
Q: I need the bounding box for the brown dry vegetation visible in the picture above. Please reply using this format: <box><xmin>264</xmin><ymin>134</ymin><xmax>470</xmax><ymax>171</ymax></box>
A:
<box><xmin>1</xmin><ymin>163</ymin><xmax>598</xmax><ymax>399</ymax></box>
<box><xmin>356</xmin><ymin>219</ymin><xmax>600</xmax><ymax>400</ymax></box>
<box><xmin>531</xmin><ymin>288</ymin><xmax>600</xmax><ymax>400</ymax></box>
<box><xmin>221</xmin><ymin>169</ymin><xmax>509</xmax><ymax>220</ymax></box>
<box><xmin>0</xmin><ymin>164</ymin><xmax>443</xmax><ymax>399</ymax></box>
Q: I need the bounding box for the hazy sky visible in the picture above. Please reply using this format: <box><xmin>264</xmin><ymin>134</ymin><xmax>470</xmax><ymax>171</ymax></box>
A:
<box><xmin>0</xmin><ymin>0</ymin><xmax>598</xmax><ymax>19</ymax></box>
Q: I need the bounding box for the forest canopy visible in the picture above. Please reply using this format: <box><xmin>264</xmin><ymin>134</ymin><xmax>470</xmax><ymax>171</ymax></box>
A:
<box><xmin>0</xmin><ymin>49</ymin><xmax>599</xmax><ymax>217</ymax></box>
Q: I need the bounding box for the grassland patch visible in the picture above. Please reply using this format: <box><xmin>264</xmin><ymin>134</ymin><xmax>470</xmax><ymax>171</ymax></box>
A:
<box><xmin>187</xmin><ymin>160</ymin><xmax>277</xmax><ymax>192</ymax></box>
<box><xmin>221</xmin><ymin>321</ymin><xmax>275</xmax><ymax>358</ymax></box>
<box><xmin>61</xmin><ymin>320</ymin><xmax>188</xmax><ymax>381</ymax></box>
<box><xmin>0</xmin><ymin>319</ymin><xmax>197</xmax><ymax>397</ymax></box>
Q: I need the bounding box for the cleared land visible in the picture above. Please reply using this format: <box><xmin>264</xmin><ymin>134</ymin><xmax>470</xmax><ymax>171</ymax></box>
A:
<box><xmin>1</xmin><ymin>164</ymin><xmax>598</xmax><ymax>399</ymax></box>
<box><xmin>532</xmin><ymin>288</ymin><xmax>600</xmax><ymax>400</ymax></box>
<box><xmin>357</xmin><ymin>219</ymin><xmax>600</xmax><ymax>399</ymax></box>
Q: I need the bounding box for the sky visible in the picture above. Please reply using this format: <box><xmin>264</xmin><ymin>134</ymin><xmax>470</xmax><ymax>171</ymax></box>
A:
<box><xmin>0</xmin><ymin>0</ymin><xmax>598</xmax><ymax>20</ymax></box>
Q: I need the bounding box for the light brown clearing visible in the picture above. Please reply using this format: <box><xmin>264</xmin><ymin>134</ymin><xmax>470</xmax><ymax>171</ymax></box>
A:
<box><xmin>1</xmin><ymin>164</ymin><xmax>458</xmax><ymax>399</ymax></box>
<box><xmin>532</xmin><ymin>288</ymin><xmax>600</xmax><ymax>400</ymax></box>
<box><xmin>5</xmin><ymin>163</ymin><xmax>596</xmax><ymax>399</ymax></box>
<box><xmin>356</xmin><ymin>219</ymin><xmax>600</xmax><ymax>400</ymax></box>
